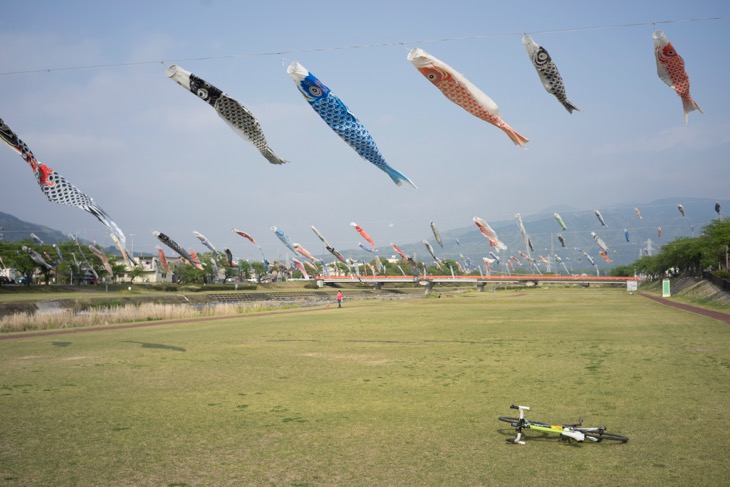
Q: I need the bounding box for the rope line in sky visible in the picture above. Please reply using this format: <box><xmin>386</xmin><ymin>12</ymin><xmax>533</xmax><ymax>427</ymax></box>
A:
<box><xmin>0</xmin><ymin>15</ymin><xmax>728</xmax><ymax>76</ymax></box>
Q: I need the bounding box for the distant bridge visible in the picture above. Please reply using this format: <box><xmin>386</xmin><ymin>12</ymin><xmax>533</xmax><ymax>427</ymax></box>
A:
<box><xmin>317</xmin><ymin>274</ymin><xmax>640</xmax><ymax>292</ymax></box>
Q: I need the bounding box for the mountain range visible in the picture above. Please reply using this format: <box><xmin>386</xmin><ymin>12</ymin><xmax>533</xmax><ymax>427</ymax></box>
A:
<box><xmin>2</xmin><ymin>197</ymin><xmax>726</xmax><ymax>273</ymax></box>
<box><xmin>344</xmin><ymin>197</ymin><xmax>727</xmax><ymax>273</ymax></box>
<box><xmin>0</xmin><ymin>211</ymin><xmax>72</xmax><ymax>245</ymax></box>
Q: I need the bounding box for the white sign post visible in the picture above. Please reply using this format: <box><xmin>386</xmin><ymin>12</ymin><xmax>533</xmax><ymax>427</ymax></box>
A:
<box><xmin>662</xmin><ymin>279</ymin><xmax>671</xmax><ymax>297</ymax></box>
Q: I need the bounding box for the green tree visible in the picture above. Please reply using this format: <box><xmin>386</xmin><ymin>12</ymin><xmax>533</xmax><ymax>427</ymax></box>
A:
<box><xmin>0</xmin><ymin>238</ymin><xmax>120</xmax><ymax>286</ymax></box>
<box><xmin>441</xmin><ymin>259</ymin><xmax>463</xmax><ymax>275</ymax></box>
<box><xmin>111</xmin><ymin>260</ymin><xmax>127</xmax><ymax>281</ymax></box>
<box><xmin>625</xmin><ymin>218</ymin><xmax>730</xmax><ymax>278</ymax></box>
<box><xmin>173</xmin><ymin>263</ymin><xmax>207</xmax><ymax>284</ymax></box>
<box><xmin>610</xmin><ymin>265</ymin><xmax>635</xmax><ymax>277</ymax></box>
<box><xmin>128</xmin><ymin>266</ymin><xmax>144</xmax><ymax>283</ymax></box>
<box><xmin>0</xmin><ymin>240</ymin><xmax>52</xmax><ymax>285</ymax></box>
<box><xmin>700</xmin><ymin>218</ymin><xmax>730</xmax><ymax>271</ymax></box>
<box><xmin>249</xmin><ymin>261</ymin><xmax>266</xmax><ymax>282</ymax></box>
<box><xmin>7</xmin><ymin>247</ymin><xmax>37</xmax><ymax>286</ymax></box>
<box><xmin>225</xmin><ymin>261</ymin><xmax>242</xmax><ymax>281</ymax></box>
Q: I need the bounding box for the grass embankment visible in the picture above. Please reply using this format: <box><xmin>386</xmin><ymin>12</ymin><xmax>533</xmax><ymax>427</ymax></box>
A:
<box><xmin>1</xmin><ymin>287</ymin><xmax>729</xmax><ymax>486</ymax></box>
<box><xmin>643</xmin><ymin>278</ymin><xmax>730</xmax><ymax>311</ymax></box>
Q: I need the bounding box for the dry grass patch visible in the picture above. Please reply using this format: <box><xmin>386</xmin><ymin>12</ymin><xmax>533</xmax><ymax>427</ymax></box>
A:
<box><xmin>0</xmin><ymin>302</ymin><xmax>283</xmax><ymax>333</ymax></box>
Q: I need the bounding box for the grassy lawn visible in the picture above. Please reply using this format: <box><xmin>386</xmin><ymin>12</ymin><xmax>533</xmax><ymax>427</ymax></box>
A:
<box><xmin>1</xmin><ymin>287</ymin><xmax>729</xmax><ymax>486</ymax></box>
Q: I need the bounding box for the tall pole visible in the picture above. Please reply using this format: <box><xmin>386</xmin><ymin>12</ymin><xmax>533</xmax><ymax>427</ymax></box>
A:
<box><xmin>129</xmin><ymin>234</ymin><xmax>136</xmax><ymax>259</ymax></box>
<box><xmin>550</xmin><ymin>232</ymin><xmax>556</xmax><ymax>275</ymax></box>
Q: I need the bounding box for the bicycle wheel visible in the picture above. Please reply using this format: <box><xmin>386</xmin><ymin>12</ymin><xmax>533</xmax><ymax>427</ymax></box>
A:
<box><xmin>584</xmin><ymin>431</ymin><xmax>628</xmax><ymax>443</ymax></box>
<box><xmin>498</xmin><ymin>416</ymin><xmax>521</xmax><ymax>425</ymax></box>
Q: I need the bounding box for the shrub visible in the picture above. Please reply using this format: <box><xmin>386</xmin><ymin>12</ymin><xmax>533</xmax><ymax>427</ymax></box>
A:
<box><xmin>713</xmin><ymin>270</ymin><xmax>730</xmax><ymax>280</ymax></box>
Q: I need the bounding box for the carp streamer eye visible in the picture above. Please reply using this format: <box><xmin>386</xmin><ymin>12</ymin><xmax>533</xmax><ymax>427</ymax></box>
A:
<box><xmin>308</xmin><ymin>85</ymin><xmax>322</xmax><ymax>97</ymax></box>
<box><xmin>425</xmin><ymin>70</ymin><xmax>441</xmax><ymax>83</ymax></box>
<box><xmin>536</xmin><ymin>49</ymin><xmax>550</xmax><ymax>64</ymax></box>
<box><xmin>196</xmin><ymin>88</ymin><xmax>208</xmax><ymax>99</ymax></box>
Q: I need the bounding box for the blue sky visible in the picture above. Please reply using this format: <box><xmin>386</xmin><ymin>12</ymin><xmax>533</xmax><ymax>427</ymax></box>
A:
<box><xmin>1</xmin><ymin>0</ymin><xmax>728</xmax><ymax>263</ymax></box>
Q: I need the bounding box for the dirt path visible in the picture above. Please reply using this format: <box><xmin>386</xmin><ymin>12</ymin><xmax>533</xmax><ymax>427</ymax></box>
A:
<box><xmin>639</xmin><ymin>292</ymin><xmax>730</xmax><ymax>324</ymax></box>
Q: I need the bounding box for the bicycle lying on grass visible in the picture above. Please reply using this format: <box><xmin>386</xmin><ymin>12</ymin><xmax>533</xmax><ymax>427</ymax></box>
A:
<box><xmin>499</xmin><ymin>405</ymin><xmax>629</xmax><ymax>445</ymax></box>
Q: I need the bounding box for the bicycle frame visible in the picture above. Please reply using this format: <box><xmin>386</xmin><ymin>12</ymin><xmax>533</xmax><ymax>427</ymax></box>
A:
<box><xmin>500</xmin><ymin>405</ymin><xmax>625</xmax><ymax>445</ymax></box>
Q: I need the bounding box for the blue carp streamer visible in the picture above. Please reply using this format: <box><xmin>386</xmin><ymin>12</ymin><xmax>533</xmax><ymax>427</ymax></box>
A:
<box><xmin>287</xmin><ymin>61</ymin><xmax>415</xmax><ymax>188</ymax></box>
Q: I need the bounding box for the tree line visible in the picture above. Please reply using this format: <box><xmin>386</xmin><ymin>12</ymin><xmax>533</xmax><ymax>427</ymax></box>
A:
<box><xmin>611</xmin><ymin>218</ymin><xmax>730</xmax><ymax>280</ymax></box>
<box><xmin>0</xmin><ymin>236</ymin><xmax>479</xmax><ymax>286</ymax></box>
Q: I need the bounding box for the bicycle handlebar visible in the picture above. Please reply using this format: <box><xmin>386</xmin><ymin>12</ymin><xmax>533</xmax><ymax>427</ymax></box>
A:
<box><xmin>510</xmin><ymin>404</ymin><xmax>530</xmax><ymax>420</ymax></box>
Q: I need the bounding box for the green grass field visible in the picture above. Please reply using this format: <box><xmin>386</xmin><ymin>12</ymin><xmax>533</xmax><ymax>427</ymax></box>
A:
<box><xmin>1</xmin><ymin>287</ymin><xmax>729</xmax><ymax>486</ymax></box>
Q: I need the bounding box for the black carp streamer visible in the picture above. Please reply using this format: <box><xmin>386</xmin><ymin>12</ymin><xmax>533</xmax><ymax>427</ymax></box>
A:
<box><xmin>0</xmin><ymin>117</ymin><xmax>129</xmax><ymax>250</ymax></box>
